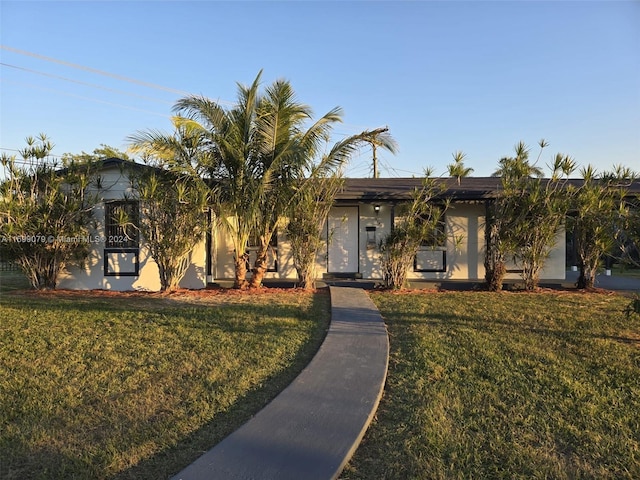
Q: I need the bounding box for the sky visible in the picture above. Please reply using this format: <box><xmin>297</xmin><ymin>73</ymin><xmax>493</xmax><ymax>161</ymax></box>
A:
<box><xmin>1</xmin><ymin>0</ymin><xmax>638</xmax><ymax>178</ymax></box>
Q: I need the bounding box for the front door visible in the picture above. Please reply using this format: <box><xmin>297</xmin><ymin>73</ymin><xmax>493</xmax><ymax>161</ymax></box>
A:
<box><xmin>327</xmin><ymin>206</ymin><xmax>359</xmax><ymax>273</ymax></box>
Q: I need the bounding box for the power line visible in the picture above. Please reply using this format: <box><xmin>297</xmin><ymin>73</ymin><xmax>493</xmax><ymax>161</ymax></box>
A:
<box><xmin>1</xmin><ymin>62</ymin><xmax>174</xmax><ymax>106</ymax></box>
<box><xmin>1</xmin><ymin>46</ymin><xmax>397</xmax><ymax>165</ymax></box>
<box><xmin>1</xmin><ymin>45</ymin><xmax>191</xmax><ymax>96</ymax></box>
<box><xmin>385</xmin><ymin>165</ymin><xmax>423</xmax><ymax>176</ymax></box>
<box><xmin>0</xmin><ymin>78</ymin><xmax>173</xmax><ymax>118</ymax></box>
<box><xmin>380</xmin><ymin>157</ymin><xmax>400</xmax><ymax>177</ymax></box>
<box><xmin>346</xmin><ymin>160</ymin><xmax>373</xmax><ymax>177</ymax></box>
<box><xmin>1</xmin><ymin>44</ymin><xmax>236</xmax><ymax>106</ymax></box>
<box><xmin>1</xmin><ymin>45</ymin><xmax>376</xmax><ymax>131</ymax></box>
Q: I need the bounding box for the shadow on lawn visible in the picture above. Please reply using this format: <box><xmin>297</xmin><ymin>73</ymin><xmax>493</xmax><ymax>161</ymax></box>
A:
<box><xmin>4</xmin><ymin>290</ymin><xmax>317</xmax><ymax>337</ymax></box>
<box><xmin>395</xmin><ymin>311</ymin><xmax>640</xmax><ymax>348</ymax></box>
<box><xmin>0</xmin><ymin>437</ymin><xmax>99</xmax><ymax>480</ymax></box>
<box><xmin>113</xmin><ymin>291</ymin><xmax>330</xmax><ymax>480</ymax></box>
<box><xmin>346</xmin><ymin>297</ymin><xmax>640</xmax><ymax>479</ymax></box>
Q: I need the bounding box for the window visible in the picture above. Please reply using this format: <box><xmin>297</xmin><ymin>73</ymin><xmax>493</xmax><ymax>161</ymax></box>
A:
<box><xmin>414</xmin><ymin>214</ymin><xmax>446</xmax><ymax>272</ymax></box>
<box><xmin>105</xmin><ymin>201</ymin><xmax>139</xmax><ymax>248</ymax></box>
<box><xmin>247</xmin><ymin>231</ymin><xmax>278</xmax><ymax>272</ymax></box>
<box><xmin>420</xmin><ymin>214</ymin><xmax>446</xmax><ymax>248</ymax></box>
<box><xmin>104</xmin><ymin>201</ymin><xmax>139</xmax><ymax>276</ymax></box>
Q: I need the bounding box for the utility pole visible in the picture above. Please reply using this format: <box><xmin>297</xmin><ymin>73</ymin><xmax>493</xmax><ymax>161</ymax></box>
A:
<box><xmin>367</xmin><ymin>127</ymin><xmax>390</xmax><ymax>179</ymax></box>
<box><xmin>372</xmin><ymin>140</ymin><xmax>379</xmax><ymax>179</ymax></box>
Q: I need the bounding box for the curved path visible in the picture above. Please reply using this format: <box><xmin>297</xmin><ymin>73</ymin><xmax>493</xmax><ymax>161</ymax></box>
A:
<box><xmin>171</xmin><ymin>286</ymin><xmax>389</xmax><ymax>480</ymax></box>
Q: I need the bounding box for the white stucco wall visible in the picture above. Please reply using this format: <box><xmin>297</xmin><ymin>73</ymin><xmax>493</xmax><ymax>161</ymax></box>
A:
<box><xmin>212</xmin><ymin>220</ymin><xmax>298</xmax><ymax>281</ymax></box>
<box><xmin>503</xmin><ymin>226</ymin><xmax>567</xmax><ymax>281</ymax></box>
<box><xmin>358</xmin><ymin>204</ymin><xmax>392</xmax><ymax>279</ymax></box>
<box><xmin>398</xmin><ymin>202</ymin><xmax>486</xmax><ymax>281</ymax></box>
<box><xmin>201</xmin><ymin>200</ymin><xmax>568</xmax><ymax>284</ymax></box>
<box><xmin>57</xmin><ymin>166</ymin><xmax>207</xmax><ymax>291</ymax></box>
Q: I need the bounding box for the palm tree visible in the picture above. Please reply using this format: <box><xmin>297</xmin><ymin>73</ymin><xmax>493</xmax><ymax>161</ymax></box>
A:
<box><xmin>570</xmin><ymin>165</ymin><xmax>634</xmax><ymax>289</ymax></box>
<box><xmin>166</xmin><ymin>73</ymin><xmax>266</xmax><ymax>288</ymax></box>
<box><xmin>486</xmin><ymin>139</ymin><xmax>546</xmax><ymax>291</ymax></box>
<box><xmin>244</xmin><ymin>82</ymin><xmax>398</xmax><ymax>287</ymax></box>
<box><xmin>492</xmin><ymin>140</ymin><xmax>546</xmax><ymax>179</ymax></box>
<box><xmin>447</xmin><ymin>150</ymin><xmax>473</xmax><ymax>185</ymax></box>
<box><xmin>163</xmin><ymin>71</ymin><xmax>388</xmax><ymax>288</ymax></box>
<box><xmin>243</xmin><ymin>77</ymin><xmax>341</xmax><ymax>288</ymax></box>
<box><xmin>130</xmin><ymin>74</ymin><xmax>262</xmax><ymax>289</ymax></box>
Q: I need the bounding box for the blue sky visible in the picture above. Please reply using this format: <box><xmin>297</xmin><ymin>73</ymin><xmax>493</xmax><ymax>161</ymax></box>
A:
<box><xmin>1</xmin><ymin>0</ymin><xmax>638</xmax><ymax>178</ymax></box>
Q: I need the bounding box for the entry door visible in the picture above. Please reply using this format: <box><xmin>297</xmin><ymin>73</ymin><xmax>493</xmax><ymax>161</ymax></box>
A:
<box><xmin>327</xmin><ymin>206</ymin><xmax>359</xmax><ymax>273</ymax></box>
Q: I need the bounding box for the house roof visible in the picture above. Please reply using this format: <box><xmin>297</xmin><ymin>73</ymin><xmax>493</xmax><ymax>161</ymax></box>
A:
<box><xmin>54</xmin><ymin>157</ymin><xmax>152</xmax><ymax>176</ymax></box>
<box><xmin>87</xmin><ymin>160</ymin><xmax>640</xmax><ymax>202</ymax></box>
<box><xmin>96</xmin><ymin>157</ymin><xmax>152</xmax><ymax>171</ymax></box>
<box><xmin>336</xmin><ymin>177</ymin><xmax>502</xmax><ymax>202</ymax></box>
<box><xmin>336</xmin><ymin>177</ymin><xmax>640</xmax><ymax>203</ymax></box>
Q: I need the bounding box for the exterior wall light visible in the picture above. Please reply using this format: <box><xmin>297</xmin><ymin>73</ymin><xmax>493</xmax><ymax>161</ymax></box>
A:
<box><xmin>374</xmin><ymin>205</ymin><xmax>381</xmax><ymax>226</ymax></box>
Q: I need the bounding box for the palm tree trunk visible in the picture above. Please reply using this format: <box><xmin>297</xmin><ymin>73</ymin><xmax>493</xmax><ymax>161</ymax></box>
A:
<box><xmin>234</xmin><ymin>252</ymin><xmax>249</xmax><ymax>289</ymax></box>
<box><xmin>249</xmin><ymin>242</ymin><xmax>268</xmax><ymax>289</ymax></box>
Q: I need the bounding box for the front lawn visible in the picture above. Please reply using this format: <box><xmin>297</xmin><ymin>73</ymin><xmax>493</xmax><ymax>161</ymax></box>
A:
<box><xmin>343</xmin><ymin>291</ymin><xmax>640</xmax><ymax>479</ymax></box>
<box><xmin>0</xmin><ymin>288</ymin><xmax>329</xmax><ymax>479</ymax></box>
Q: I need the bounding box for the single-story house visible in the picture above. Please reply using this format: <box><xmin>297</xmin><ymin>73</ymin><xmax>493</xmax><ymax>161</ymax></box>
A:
<box><xmin>58</xmin><ymin>158</ymin><xmax>637</xmax><ymax>291</ymax></box>
<box><xmin>212</xmin><ymin>176</ymin><xmax>568</xmax><ymax>284</ymax></box>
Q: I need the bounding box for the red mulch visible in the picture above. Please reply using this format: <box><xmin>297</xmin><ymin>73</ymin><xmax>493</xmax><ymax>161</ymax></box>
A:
<box><xmin>370</xmin><ymin>286</ymin><xmax>624</xmax><ymax>296</ymax></box>
<box><xmin>12</xmin><ymin>285</ymin><xmax>324</xmax><ymax>300</ymax></box>
<box><xmin>8</xmin><ymin>283</ymin><xmax>627</xmax><ymax>299</ymax></box>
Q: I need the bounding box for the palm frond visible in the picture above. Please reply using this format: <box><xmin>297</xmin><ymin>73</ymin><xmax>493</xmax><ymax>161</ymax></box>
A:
<box><xmin>360</xmin><ymin>128</ymin><xmax>399</xmax><ymax>155</ymax></box>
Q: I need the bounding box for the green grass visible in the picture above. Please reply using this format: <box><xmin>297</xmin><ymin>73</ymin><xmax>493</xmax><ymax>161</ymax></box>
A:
<box><xmin>0</xmin><ymin>288</ymin><xmax>329</xmax><ymax>479</ymax></box>
<box><xmin>343</xmin><ymin>291</ymin><xmax>640</xmax><ymax>480</ymax></box>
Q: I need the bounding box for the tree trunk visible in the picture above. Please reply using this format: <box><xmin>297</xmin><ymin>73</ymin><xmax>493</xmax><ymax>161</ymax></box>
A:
<box><xmin>249</xmin><ymin>244</ymin><xmax>268</xmax><ymax>289</ymax></box>
<box><xmin>576</xmin><ymin>256</ymin><xmax>598</xmax><ymax>289</ymax></box>
<box><xmin>158</xmin><ymin>264</ymin><xmax>169</xmax><ymax>292</ymax></box>
<box><xmin>522</xmin><ymin>260</ymin><xmax>540</xmax><ymax>291</ymax></box>
<box><xmin>295</xmin><ymin>250</ymin><xmax>316</xmax><ymax>290</ymax></box>
<box><xmin>484</xmin><ymin>219</ymin><xmax>505</xmax><ymax>292</ymax></box>
<box><xmin>485</xmin><ymin>258</ymin><xmax>506</xmax><ymax>292</ymax></box>
<box><xmin>301</xmin><ymin>272</ymin><xmax>315</xmax><ymax>290</ymax></box>
<box><xmin>523</xmin><ymin>275</ymin><xmax>537</xmax><ymax>291</ymax></box>
<box><xmin>296</xmin><ymin>262</ymin><xmax>316</xmax><ymax>290</ymax></box>
<box><xmin>22</xmin><ymin>254</ymin><xmax>59</xmax><ymax>290</ymax></box>
<box><xmin>233</xmin><ymin>252</ymin><xmax>249</xmax><ymax>289</ymax></box>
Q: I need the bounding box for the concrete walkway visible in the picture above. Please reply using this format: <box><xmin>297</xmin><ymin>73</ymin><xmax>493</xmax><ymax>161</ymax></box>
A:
<box><xmin>171</xmin><ymin>287</ymin><xmax>389</xmax><ymax>480</ymax></box>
